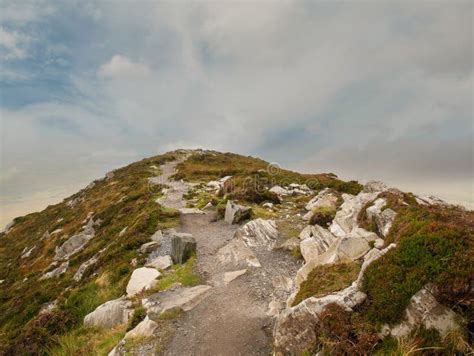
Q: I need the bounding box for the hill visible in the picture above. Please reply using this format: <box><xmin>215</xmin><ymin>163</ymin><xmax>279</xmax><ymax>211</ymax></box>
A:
<box><xmin>0</xmin><ymin>149</ymin><xmax>472</xmax><ymax>355</ymax></box>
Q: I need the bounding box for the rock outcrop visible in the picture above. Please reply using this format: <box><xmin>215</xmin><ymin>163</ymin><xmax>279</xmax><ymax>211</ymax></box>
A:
<box><xmin>235</xmin><ymin>219</ymin><xmax>279</xmax><ymax>250</ymax></box>
<box><xmin>217</xmin><ymin>238</ymin><xmax>261</xmax><ymax>268</ymax></box>
<box><xmin>366</xmin><ymin>198</ymin><xmax>397</xmax><ymax>237</ymax></box>
<box><xmin>274</xmin><ymin>244</ymin><xmax>396</xmax><ymax>355</ymax></box>
<box><xmin>84</xmin><ymin>297</ymin><xmax>133</xmax><ymax>329</ymax></box>
<box><xmin>383</xmin><ymin>284</ymin><xmax>462</xmax><ymax>339</ymax></box>
<box><xmin>224</xmin><ymin>200</ymin><xmax>251</xmax><ymax>224</ymax></box>
<box><xmin>40</xmin><ymin>261</ymin><xmax>69</xmax><ymax>280</ymax></box>
<box><xmin>54</xmin><ymin>218</ymin><xmax>96</xmax><ymax>260</ymax></box>
<box><xmin>305</xmin><ymin>188</ymin><xmax>339</xmax><ymax>211</ymax></box>
<box><xmin>143</xmin><ymin>285</ymin><xmax>212</xmax><ymax>318</ymax></box>
<box><xmin>171</xmin><ymin>233</ymin><xmax>196</xmax><ymax>264</ymax></box>
<box><xmin>126</xmin><ymin>267</ymin><xmax>161</xmax><ymax>297</ymax></box>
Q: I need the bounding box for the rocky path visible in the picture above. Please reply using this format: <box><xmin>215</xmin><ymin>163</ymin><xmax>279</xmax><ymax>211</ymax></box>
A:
<box><xmin>157</xmin><ymin>159</ymin><xmax>299</xmax><ymax>356</ymax></box>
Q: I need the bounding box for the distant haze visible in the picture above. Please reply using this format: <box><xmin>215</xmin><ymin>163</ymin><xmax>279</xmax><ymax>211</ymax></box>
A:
<box><xmin>1</xmin><ymin>1</ymin><xmax>472</xmax><ymax>229</ymax></box>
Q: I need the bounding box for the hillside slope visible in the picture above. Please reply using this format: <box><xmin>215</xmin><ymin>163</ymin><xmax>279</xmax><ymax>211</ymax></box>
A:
<box><xmin>0</xmin><ymin>149</ymin><xmax>472</xmax><ymax>355</ymax></box>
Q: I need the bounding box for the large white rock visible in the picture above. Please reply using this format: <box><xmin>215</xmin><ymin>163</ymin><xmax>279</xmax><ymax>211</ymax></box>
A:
<box><xmin>275</xmin><ymin>244</ymin><xmax>396</xmax><ymax>355</ymax></box>
<box><xmin>235</xmin><ymin>219</ymin><xmax>279</xmax><ymax>250</ymax></box>
<box><xmin>126</xmin><ymin>267</ymin><xmax>161</xmax><ymax>297</ymax></box>
<box><xmin>363</xmin><ymin>181</ymin><xmax>388</xmax><ymax>193</ymax></box>
<box><xmin>139</xmin><ymin>241</ymin><xmax>160</xmax><ymax>254</ymax></box>
<box><xmin>224</xmin><ymin>200</ymin><xmax>252</xmax><ymax>224</ymax></box>
<box><xmin>384</xmin><ymin>285</ymin><xmax>462</xmax><ymax>339</ymax></box>
<box><xmin>305</xmin><ymin>188</ymin><xmax>339</xmax><ymax>211</ymax></box>
<box><xmin>84</xmin><ymin>297</ymin><xmax>133</xmax><ymax>329</ymax></box>
<box><xmin>298</xmin><ymin>225</ymin><xmax>338</xmax><ymax>262</ymax></box>
<box><xmin>329</xmin><ymin>192</ymin><xmax>381</xmax><ymax>238</ymax></box>
<box><xmin>143</xmin><ymin>285</ymin><xmax>212</xmax><ymax>318</ymax></box>
<box><xmin>217</xmin><ymin>238</ymin><xmax>261</xmax><ymax>268</ymax></box>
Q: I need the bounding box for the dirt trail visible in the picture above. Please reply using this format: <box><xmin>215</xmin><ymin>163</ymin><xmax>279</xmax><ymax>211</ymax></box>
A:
<box><xmin>158</xmin><ymin>159</ymin><xmax>299</xmax><ymax>356</ymax></box>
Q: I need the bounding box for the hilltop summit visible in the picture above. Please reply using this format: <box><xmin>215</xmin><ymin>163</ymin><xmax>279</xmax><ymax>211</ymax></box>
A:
<box><xmin>0</xmin><ymin>150</ymin><xmax>472</xmax><ymax>355</ymax></box>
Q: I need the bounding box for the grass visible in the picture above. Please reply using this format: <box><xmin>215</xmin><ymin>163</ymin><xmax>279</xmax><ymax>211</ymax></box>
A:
<box><xmin>292</xmin><ymin>262</ymin><xmax>361</xmax><ymax>306</ymax></box>
<box><xmin>152</xmin><ymin>256</ymin><xmax>201</xmax><ymax>293</ymax></box>
<box><xmin>48</xmin><ymin>325</ymin><xmax>126</xmax><ymax>356</ymax></box>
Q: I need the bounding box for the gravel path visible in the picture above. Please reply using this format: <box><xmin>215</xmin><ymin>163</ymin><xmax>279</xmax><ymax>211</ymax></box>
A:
<box><xmin>157</xmin><ymin>159</ymin><xmax>300</xmax><ymax>356</ymax></box>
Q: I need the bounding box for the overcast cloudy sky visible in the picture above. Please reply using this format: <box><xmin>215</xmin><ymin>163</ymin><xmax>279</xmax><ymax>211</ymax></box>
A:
<box><xmin>0</xmin><ymin>0</ymin><xmax>472</xmax><ymax>228</ymax></box>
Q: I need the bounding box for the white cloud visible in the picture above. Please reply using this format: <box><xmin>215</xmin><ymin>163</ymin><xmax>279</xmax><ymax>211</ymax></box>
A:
<box><xmin>98</xmin><ymin>55</ymin><xmax>151</xmax><ymax>79</ymax></box>
<box><xmin>0</xmin><ymin>26</ymin><xmax>30</xmax><ymax>59</ymax></box>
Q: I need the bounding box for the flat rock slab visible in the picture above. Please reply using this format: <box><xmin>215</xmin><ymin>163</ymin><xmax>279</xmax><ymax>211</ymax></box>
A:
<box><xmin>179</xmin><ymin>208</ymin><xmax>205</xmax><ymax>215</ymax></box>
<box><xmin>223</xmin><ymin>269</ymin><xmax>247</xmax><ymax>285</ymax></box>
<box><xmin>217</xmin><ymin>238</ymin><xmax>261</xmax><ymax>268</ymax></box>
<box><xmin>144</xmin><ymin>285</ymin><xmax>212</xmax><ymax>319</ymax></box>
<box><xmin>126</xmin><ymin>267</ymin><xmax>161</xmax><ymax>297</ymax></box>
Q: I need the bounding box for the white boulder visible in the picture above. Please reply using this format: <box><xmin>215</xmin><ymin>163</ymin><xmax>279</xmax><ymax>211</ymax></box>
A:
<box><xmin>224</xmin><ymin>200</ymin><xmax>251</xmax><ymax>224</ymax></box>
<box><xmin>84</xmin><ymin>297</ymin><xmax>133</xmax><ymax>329</ymax></box>
<box><xmin>305</xmin><ymin>188</ymin><xmax>339</xmax><ymax>211</ymax></box>
<box><xmin>126</xmin><ymin>267</ymin><xmax>161</xmax><ymax>297</ymax></box>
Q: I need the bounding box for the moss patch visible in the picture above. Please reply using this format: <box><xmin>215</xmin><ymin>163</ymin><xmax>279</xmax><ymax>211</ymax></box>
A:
<box><xmin>292</xmin><ymin>262</ymin><xmax>361</xmax><ymax>306</ymax></box>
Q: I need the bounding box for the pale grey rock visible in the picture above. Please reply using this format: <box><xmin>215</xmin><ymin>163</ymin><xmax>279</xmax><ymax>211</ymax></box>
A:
<box><xmin>40</xmin><ymin>261</ymin><xmax>69</xmax><ymax>280</ymax></box>
<box><xmin>329</xmin><ymin>191</ymin><xmax>380</xmax><ymax>237</ymax></box>
<box><xmin>54</xmin><ymin>218</ymin><xmax>95</xmax><ymax>260</ymax></box>
<box><xmin>84</xmin><ymin>297</ymin><xmax>133</xmax><ymax>329</ymax></box>
<box><xmin>262</xmin><ymin>202</ymin><xmax>274</xmax><ymax>209</ymax></box>
<box><xmin>146</xmin><ymin>255</ymin><xmax>173</xmax><ymax>270</ymax></box>
<box><xmin>383</xmin><ymin>285</ymin><xmax>462</xmax><ymax>339</ymax></box>
<box><xmin>126</xmin><ymin>267</ymin><xmax>161</xmax><ymax>297</ymax></box>
<box><xmin>171</xmin><ymin>233</ymin><xmax>196</xmax><ymax>264</ymax></box>
<box><xmin>124</xmin><ymin>316</ymin><xmax>158</xmax><ymax>339</ymax></box>
<box><xmin>224</xmin><ymin>200</ymin><xmax>251</xmax><ymax>224</ymax></box>
<box><xmin>279</xmin><ymin>237</ymin><xmax>300</xmax><ymax>252</ymax></box>
<box><xmin>415</xmin><ymin>194</ymin><xmax>448</xmax><ymax>206</ymax></box>
<box><xmin>39</xmin><ymin>300</ymin><xmax>58</xmax><ymax>315</ymax></box>
<box><xmin>150</xmin><ymin>229</ymin><xmax>163</xmax><ymax>242</ymax></box>
<box><xmin>206</xmin><ymin>176</ymin><xmax>231</xmax><ymax>191</ymax></box>
<box><xmin>74</xmin><ymin>248</ymin><xmax>106</xmax><ymax>281</ymax></box>
<box><xmin>269</xmin><ymin>185</ymin><xmax>290</xmax><ymax>196</ymax></box>
<box><xmin>21</xmin><ymin>246</ymin><xmax>36</xmax><ymax>259</ymax></box>
<box><xmin>222</xmin><ymin>269</ymin><xmax>247</xmax><ymax>285</ymax></box>
<box><xmin>143</xmin><ymin>285</ymin><xmax>212</xmax><ymax>318</ymax></box>
<box><xmin>298</xmin><ymin>225</ymin><xmax>338</xmax><ymax>263</ymax></box>
<box><xmin>217</xmin><ymin>238</ymin><xmax>261</xmax><ymax>268</ymax></box>
<box><xmin>305</xmin><ymin>188</ymin><xmax>339</xmax><ymax>211</ymax></box>
<box><xmin>363</xmin><ymin>181</ymin><xmax>388</xmax><ymax>193</ymax></box>
<box><xmin>118</xmin><ymin>227</ymin><xmax>128</xmax><ymax>237</ymax></box>
<box><xmin>139</xmin><ymin>241</ymin><xmax>160</xmax><ymax>254</ymax></box>
<box><xmin>268</xmin><ymin>299</ymin><xmax>284</xmax><ymax>317</ymax></box>
<box><xmin>235</xmin><ymin>219</ymin><xmax>279</xmax><ymax>250</ymax></box>
<box><xmin>179</xmin><ymin>207</ymin><xmax>205</xmax><ymax>214</ymax></box>
<box><xmin>366</xmin><ymin>198</ymin><xmax>397</xmax><ymax>237</ymax></box>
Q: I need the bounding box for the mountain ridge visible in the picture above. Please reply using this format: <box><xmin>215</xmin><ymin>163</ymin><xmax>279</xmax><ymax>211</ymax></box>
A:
<box><xmin>0</xmin><ymin>149</ymin><xmax>472</xmax><ymax>355</ymax></box>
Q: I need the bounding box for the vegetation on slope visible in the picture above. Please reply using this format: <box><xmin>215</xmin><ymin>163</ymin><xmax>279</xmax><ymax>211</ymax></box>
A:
<box><xmin>174</xmin><ymin>151</ymin><xmax>363</xmax><ymax>205</ymax></box>
<box><xmin>0</xmin><ymin>151</ymin><xmax>181</xmax><ymax>355</ymax></box>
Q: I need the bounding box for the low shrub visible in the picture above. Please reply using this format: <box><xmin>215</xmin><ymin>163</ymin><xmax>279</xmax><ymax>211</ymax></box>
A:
<box><xmin>309</xmin><ymin>206</ymin><xmax>337</xmax><ymax>227</ymax></box>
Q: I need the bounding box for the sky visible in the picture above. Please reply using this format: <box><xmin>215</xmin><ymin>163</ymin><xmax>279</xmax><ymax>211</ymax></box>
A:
<box><xmin>0</xmin><ymin>0</ymin><xmax>473</xmax><ymax>229</ymax></box>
